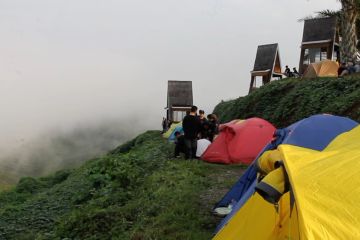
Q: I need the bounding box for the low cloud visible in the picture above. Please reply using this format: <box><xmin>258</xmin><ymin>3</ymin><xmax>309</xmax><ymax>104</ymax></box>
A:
<box><xmin>0</xmin><ymin>118</ymin><xmax>154</xmax><ymax>184</ymax></box>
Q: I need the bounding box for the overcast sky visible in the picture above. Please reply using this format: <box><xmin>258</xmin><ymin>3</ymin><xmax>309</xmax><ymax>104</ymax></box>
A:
<box><xmin>0</xmin><ymin>0</ymin><xmax>341</xmax><ymax>148</ymax></box>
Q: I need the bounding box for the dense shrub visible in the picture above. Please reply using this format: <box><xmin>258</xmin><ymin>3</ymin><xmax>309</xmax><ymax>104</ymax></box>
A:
<box><xmin>214</xmin><ymin>77</ymin><xmax>360</xmax><ymax>127</ymax></box>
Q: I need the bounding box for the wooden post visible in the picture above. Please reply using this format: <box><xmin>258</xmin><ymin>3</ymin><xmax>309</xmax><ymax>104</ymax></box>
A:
<box><xmin>299</xmin><ymin>48</ymin><xmax>305</xmax><ymax>74</ymax></box>
<box><xmin>263</xmin><ymin>74</ymin><xmax>270</xmax><ymax>85</ymax></box>
<box><xmin>249</xmin><ymin>75</ymin><xmax>255</xmax><ymax>94</ymax></box>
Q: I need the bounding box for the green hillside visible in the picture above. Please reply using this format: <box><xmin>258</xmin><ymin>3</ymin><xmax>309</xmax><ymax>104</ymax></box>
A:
<box><xmin>1</xmin><ymin>76</ymin><xmax>360</xmax><ymax>239</ymax></box>
<box><xmin>214</xmin><ymin>77</ymin><xmax>360</xmax><ymax>127</ymax></box>
<box><xmin>0</xmin><ymin>131</ymin><xmax>243</xmax><ymax>240</ymax></box>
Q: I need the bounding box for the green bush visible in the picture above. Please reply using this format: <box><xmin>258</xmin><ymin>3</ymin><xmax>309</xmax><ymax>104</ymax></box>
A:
<box><xmin>214</xmin><ymin>77</ymin><xmax>360</xmax><ymax>127</ymax></box>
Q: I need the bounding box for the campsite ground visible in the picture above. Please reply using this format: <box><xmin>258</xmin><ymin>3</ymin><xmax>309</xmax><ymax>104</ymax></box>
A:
<box><xmin>198</xmin><ymin>163</ymin><xmax>245</xmax><ymax>217</ymax></box>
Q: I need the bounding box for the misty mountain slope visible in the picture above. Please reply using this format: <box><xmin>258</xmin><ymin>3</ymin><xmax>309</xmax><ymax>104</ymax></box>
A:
<box><xmin>0</xmin><ymin>131</ymin><xmax>243</xmax><ymax>240</ymax></box>
<box><xmin>214</xmin><ymin>76</ymin><xmax>360</xmax><ymax>127</ymax></box>
<box><xmin>0</xmin><ymin>121</ymin><xmax>141</xmax><ymax>186</ymax></box>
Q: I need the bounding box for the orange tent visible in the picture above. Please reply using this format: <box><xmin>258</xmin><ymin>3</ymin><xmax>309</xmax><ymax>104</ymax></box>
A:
<box><xmin>303</xmin><ymin>59</ymin><xmax>338</xmax><ymax>78</ymax></box>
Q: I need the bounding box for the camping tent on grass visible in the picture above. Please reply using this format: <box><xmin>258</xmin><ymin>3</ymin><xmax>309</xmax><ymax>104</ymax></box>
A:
<box><xmin>202</xmin><ymin>118</ymin><xmax>276</xmax><ymax>165</ymax></box>
<box><xmin>163</xmin><ymin>122</ymin><xmax>182</xmax><ymax>140</ymax></box>
<box><xmin>303</xmin><ymin>59</ymin><xmax>338</xmax><ymax>78</ymax></box>
<box><xmin>213</xmin><ymin>114</ymin><xmax>358</xmax><ymax>233</ymax></box>
<box><xmin>168</xmin><ymin>125</ymin><xmax>183</xmax><ymax>141</ymax></box>
<box><xmin>213</xmin><ymin>125</ymin><xmax>360</xmax><ymax>240</ymax></box>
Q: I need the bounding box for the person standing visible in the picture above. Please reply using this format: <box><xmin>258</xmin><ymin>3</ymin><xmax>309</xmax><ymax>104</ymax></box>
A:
<box><xmin>198</xmin><ymin>110</ymin><xmax>209</xmax><ymax>139</ymax></box>
<box><xmin>167</xmin><ymin>119</ymin><xmax>173</xmax><ymax>129</ymax></box>
<box><xmin>207</xmin><ymin>114</ymin><xmax>219</xmax><ymax>142</ymax></box>
<box><xmin>198</xmin><ymin>110</ymin><xmax>207</xmax><ymax>124</ymax></box>
<box><xmin>162</xmin><ymin>117</ymin><xmax>167</xmax><ymax>133</ymax></box>
<box><xmin>182</xmin><ymin>106</ymin><xmax>201</xmax><ymax>159</ymax></box>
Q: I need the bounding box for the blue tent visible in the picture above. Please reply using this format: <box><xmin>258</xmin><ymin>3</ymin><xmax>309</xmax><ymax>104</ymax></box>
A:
<box><xmin>214</xmin><ymin>114</ymin><xmax>358</xmax><ymax>233</ymax></box>
<box><xmin>168</xmin><ymin>126</ymin><xmax>183</xmax><ymax>141</ymax></box>
<box><xmin>281</xmin><ymin>114</ymin><xmax>358</xmax><ymax>150</ymax></box>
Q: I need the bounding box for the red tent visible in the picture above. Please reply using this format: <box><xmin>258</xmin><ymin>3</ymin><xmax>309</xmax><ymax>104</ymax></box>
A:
<box><xmin>201</xmin><ymin>118</ymin><xmax>276</xmax><ymax>164</ymax></box>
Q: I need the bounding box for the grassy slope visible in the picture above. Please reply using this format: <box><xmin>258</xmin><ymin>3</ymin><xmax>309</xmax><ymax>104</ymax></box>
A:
<box><xmin>0</xmin><ymin>131</ymin><xmax>243</xmax><ymax>240</ymax></box>
<box><xmin>214</xmin><ymin>77</ymin><xmax>360</xmax><ymax>127</ymax></box>
<box><xmin>2</xmin><ymin>76</ymin><xmax>359</xmax><ymax>239</ymax></box>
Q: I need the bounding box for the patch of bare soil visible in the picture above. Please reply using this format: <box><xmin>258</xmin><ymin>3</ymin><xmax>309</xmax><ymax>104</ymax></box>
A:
<box><xmin>198</xmin><ymin>164</ymin><xmax>246</xmax><ymax>231</ymax></box>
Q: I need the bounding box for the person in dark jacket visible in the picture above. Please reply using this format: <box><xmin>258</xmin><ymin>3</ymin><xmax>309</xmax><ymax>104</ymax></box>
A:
<box><xmin>284</xmin><ymin>65</ymin><xmax>293</xmax><ymax>77</ymax></box>
<box><xmin>198</xmin><ymin>110</ymin><xmax>207</xmax><ymax>124</ymax></box>
<box><xmin>200</xmin><ymin>121</ymin><xmax>211</xmax><ymax>139</ymax></box>
<box><xmin>167</xmin><ymin>119</ymin><xmax>173</xmax><ymax>129</ymax></box>
<box><xmin>207</xmin><ymin>114</ymin><xmax>219</xmax><ymax>142</ymax></box>
<box><xmin>292</xmin><ymin>67</ymin><xmax>299</xmax><ymax>77</ymax></box>
<box><xmin>182</xmin><ymin>105</ymin><xmax>201</xmax><ymax>159</ymax></box>
<box><xmin>174</xmin><ymin>131</ymin><xmax>186</xmax><ymax>158</ymax></box>
<box><xmin>162</xmin><ymin>117</ymin><xmax>167</xmax><ymax>133</ymax></box>
<box><xmin>198</xmin><ymin>110</ymin><xmax>209</xmax><ymax>139</ymax></box>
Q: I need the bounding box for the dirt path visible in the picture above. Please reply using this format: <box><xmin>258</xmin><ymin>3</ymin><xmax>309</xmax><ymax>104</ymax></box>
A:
<box><xmin>198</xmin><ymin>163</ymin><xmax>246</xmax><ymax>231</ymax></box>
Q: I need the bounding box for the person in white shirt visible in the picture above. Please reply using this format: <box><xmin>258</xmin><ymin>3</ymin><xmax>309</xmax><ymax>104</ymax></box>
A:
<box><xmin>196</xmin><ymin>138</ymin><xmax>211</xmax><ymax>158</ymax></box>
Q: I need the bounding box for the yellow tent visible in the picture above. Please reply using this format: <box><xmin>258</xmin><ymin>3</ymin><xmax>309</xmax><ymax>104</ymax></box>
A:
<box><xmin>214</xmin><ymin>125</ymin><xmax>360</xmax><ymax>240</ymax></box>
<box><xmin>303</xmin><ymin>59</ymin><xmax>338</xmax><ymax>78</ymax></box>
<box><xmin>162</xmin><ymin>121</ymin><xmax>182</xmax><ymax>138</ymax></box>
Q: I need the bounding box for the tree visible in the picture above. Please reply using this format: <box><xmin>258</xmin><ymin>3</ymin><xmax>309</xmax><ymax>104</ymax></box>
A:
<box><xmin>339</xmin><ymin>0</ymin><xmax>358</xmax><ymax>62</ymax></box>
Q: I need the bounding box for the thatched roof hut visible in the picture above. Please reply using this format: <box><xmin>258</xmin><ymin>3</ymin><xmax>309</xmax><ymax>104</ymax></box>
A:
<box><xmin>166</xmin><ymin>80</ymin><xmax>193</xmax><ymax>122</ymax></box>
<box><xmin>249</xmin><ymin>43</ymin><xmax>282</xmax><ymax>93</ymax></box>
<box><xmin>299</xmin><ymin>17</ymin><xmax>339</xmax><ymax>74</ymax></box>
